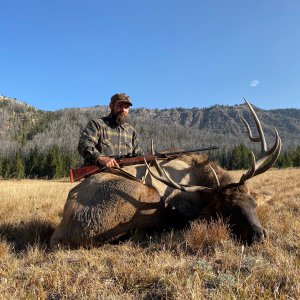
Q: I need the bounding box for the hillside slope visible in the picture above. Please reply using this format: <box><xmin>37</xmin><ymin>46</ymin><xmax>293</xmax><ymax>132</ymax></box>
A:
<box><xmin>0</xmin><ymin>96</ymin><xmax>299</xmax><ymax>157</ymax></box>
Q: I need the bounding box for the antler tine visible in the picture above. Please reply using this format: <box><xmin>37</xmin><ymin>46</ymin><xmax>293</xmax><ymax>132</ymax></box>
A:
<box><xmin>144</xmin><ymin>158</ymin><xmax>184</xmax><ymax>190</ymax></box>
<box><xmin>240</xmin><ymin>134</ymin><xmax>281</xmax><ymax>184</ymax></box>
<box><xmin>209</xmin><ymin>165</ymin><xmax>220</xmax><ymax>188</ymax></box>
<box><xmin>240</xmin><ymin>117</ymin><xmax>261</xmax><ymax>143</ymax></box>
<box><xmin>147</xmin><ymin>138</ymin><xmax>165</xmax><ymax>176</ymax></box>
<box><xmin>255</xmin><ymin>128</ymin><xmax>281</xmax><ymax>166</ymax></box>
<box><xmin>150</xmin><ymin>138</ymin><xmax>155</xmax><ymax>155</ymax></box>
<box><xmin>242</xmin><ymin>98</ymin><xmax>267</xmax><ymax>154</ymax></box>
<box><xmin>239</xmin><ymin>99</ymin><xmax>282</xmax><ymax>184</ymax></box>
<box><xmin>239</xmin><ymin>151</ymin><xmax>257</xmax><ymax>184</ymax></box>
<box><xmin>153</xmin><ymin>158</ymin><xmax>165</xmax><ymax>176</ymax></box>
<box><xmin>262</xmin><ymin>128</ymin><xmax>281</xmax><ymax>157</ymax></box>
<box><xmin>251</xmin><ymin>131</ymin><xmax>281</xmax><ymax>177</ymax></box>
<box><xmin>143</xmin><ymin>158</ymin><xmax>213</xmax><ymax>193</ymax></box>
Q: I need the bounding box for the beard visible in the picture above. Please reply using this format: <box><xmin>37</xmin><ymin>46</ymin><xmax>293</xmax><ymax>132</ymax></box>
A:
<box><xmin>112</xmin><ymin>111</ymin><xmax>128</xmax><ymax>125</ymax></box>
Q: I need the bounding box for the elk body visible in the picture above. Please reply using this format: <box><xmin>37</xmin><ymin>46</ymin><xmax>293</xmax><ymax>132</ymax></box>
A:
<box><xmin>50</xmin><ymin>171</ymin><xmax>164</xmax><ymax>248</ymax></box>
<box><xmin>50</xmin><ymin>99</ymin><xmax>281</xmax><ymax>248</ymax></box>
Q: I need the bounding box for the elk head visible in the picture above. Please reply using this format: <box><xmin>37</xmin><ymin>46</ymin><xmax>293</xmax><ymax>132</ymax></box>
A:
<box><xmin>145</xmin><ymin>99</ymin><xmax>281</xmax><ymax>245</ymax></box>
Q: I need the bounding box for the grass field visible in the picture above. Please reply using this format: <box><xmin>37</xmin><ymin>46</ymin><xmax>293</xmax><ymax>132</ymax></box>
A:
<box><xmin>0</xmin><ymin>168</ymin><xmax>299</xmax><ymax>299</ymax></box>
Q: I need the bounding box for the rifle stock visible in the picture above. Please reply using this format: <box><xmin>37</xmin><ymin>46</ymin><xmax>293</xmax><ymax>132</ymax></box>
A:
<box><xmin>70</xmin><ymin>155</ymin><xmax>158</xmax><ymax>183</ymax></box>
<box><xmin>70</xmin><ymin>146</ymin><xmax>218</xmax><ymax>182</ymax></box>
<box><xmin>70</xmin><ymin>165</ymin><xmax>101</xmax><ymax>183</ymax></box>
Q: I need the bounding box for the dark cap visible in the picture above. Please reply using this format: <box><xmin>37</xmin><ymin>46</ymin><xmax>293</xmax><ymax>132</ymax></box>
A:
<box><xmin>110</xmin><ymin>93</ymin><xmax>132</xmax><ymax>106</ymax></box>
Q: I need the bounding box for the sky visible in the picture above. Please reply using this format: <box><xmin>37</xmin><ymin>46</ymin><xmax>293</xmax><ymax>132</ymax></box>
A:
<box><xmin>1</xmin><ymin>0</ymin><xmax>300</xmax><ymax>111</ymax></box>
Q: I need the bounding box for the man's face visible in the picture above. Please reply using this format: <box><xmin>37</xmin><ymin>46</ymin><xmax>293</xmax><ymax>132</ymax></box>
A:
<box><xmin>110</xmin><ymin>101</ymin><xmax>130</xmax><ymax>125</ymax></box>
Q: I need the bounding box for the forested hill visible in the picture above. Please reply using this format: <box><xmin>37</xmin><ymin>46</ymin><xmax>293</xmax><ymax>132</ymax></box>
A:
<box><xmin>1</xmin><ymin>95</ymin><xmax>300</xmax><ymax>158</ymax></box>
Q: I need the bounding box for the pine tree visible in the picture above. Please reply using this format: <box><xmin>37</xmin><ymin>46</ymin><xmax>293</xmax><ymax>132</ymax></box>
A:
<box><xmin>2</xmin><ymin>158</ymin><xmax>11</xmax><ymax>179</ymax></box>
<box><xmin>25</xmin><ymin>147</ymin><xmax>42</xmax><ymax>178</ymax></box>
<box><xmin>283</xmin><ymin>152</ymin><xmax>294</xmax><ymax>167</ymax></box>
<box><xmin>13</xmin><ymin>151</ymin><xmax>25</xmax><ymax>179</ymax></box>
<box><xmin>293</xmin><ymin>146</ymin><xmax>300</xmax><ymax>167</ymax></box>
<box><xmin>276</xmin><ymin>152</ymin><xmax>294</xmax><ymax>168</ymax></box>
<box><xmin>45</xmin><ymin>144</ymin><xmax>64</xmax><ymax>178</ymax></box>
<box><xmin>63</xmin><ymin>152</ymin><xmax>80</xmax><ymax>177</ymax></box>
<box><xmin>230</xmin><ymin>144</ymin><xmax>251</xmax><ymax>170</ymax></box>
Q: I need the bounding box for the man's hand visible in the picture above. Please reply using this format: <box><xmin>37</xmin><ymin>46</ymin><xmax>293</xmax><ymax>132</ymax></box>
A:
<box><xmin>96</xmin><ymin>157</ymin><xmax>120</xmax><ymax>168</ymax></box>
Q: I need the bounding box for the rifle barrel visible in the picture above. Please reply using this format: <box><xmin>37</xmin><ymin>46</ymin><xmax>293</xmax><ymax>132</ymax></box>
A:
<box><xmin>158</xmin><ymin>146</ymin><xmax>218</xmax><ymax>156</ymax></box>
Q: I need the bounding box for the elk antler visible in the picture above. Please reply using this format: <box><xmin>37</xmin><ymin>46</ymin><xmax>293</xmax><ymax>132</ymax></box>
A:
<box><xmin>239</xmin><ymin>98</ymin><xmax>282</xmax><ymax>184</ymax></box>
<box><xmin>144</xmin><ymin>158</ymin><xmax>219</xmax><ymax>192</ymax></box>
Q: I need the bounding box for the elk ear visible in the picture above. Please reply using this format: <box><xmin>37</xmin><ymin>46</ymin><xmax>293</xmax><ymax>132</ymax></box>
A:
<box><xmin>250</xmin><ymin>191</ymin><xmax>273</xmax><ymax>206</ymax></box>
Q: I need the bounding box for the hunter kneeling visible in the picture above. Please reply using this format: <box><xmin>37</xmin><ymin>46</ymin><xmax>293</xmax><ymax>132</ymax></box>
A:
<box><xmin>78</xmin><ymin>93</ymin><xmax>144</xmax><ymax>168</ymax></box>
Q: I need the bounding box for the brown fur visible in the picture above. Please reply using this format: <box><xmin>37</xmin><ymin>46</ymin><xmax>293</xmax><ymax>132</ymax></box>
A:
<box><xmin>51</xmin><ymin>153</ymin><xmax>265</xmax><ymax>248</ymax></box>
<box><xmin>50</xmin><ymin>172</ymin><xmax>163</xmax><ymax>248</ymax></box>
<box><xmin>180</xmin><ymin>153</ymin><xmax>234</xmax><ymax>187</ymax></box>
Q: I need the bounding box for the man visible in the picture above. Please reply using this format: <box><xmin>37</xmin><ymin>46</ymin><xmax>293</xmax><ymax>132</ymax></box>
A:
<box><xmin>78</xmin><ymin>93</ymin><xmax>144</xmax><ymax>168</ymax></box>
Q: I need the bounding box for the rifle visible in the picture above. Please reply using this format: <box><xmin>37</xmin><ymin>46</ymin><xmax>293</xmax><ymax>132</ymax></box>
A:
<box><xmin>70</xmin><ymin>146</ymin><xmax>218</xmax><ymax>183</ymax></box>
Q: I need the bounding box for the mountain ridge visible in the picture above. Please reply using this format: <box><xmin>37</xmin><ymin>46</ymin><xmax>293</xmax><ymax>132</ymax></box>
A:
<box><xmin>1</xmin><ymin>95</ymin><xmax>299</xmax><ymax>157</ymax></box>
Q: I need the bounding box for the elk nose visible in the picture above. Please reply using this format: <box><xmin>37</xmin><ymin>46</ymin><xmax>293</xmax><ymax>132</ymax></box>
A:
<box><xmin>247</xmin><ymin>226</ymin><xmax>266</xmax><ymax>245</ymax></box>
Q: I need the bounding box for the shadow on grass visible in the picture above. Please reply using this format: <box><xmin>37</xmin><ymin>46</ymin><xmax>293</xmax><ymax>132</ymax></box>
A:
<box><xmin>110</xmin><ymin>207</ymin><xmax>191</xmax><ymax>249</ymax></box>
<box><xmin>0</xmin><ymin>219</ymin><xmax>182</xmax><ymax>253</ymax></box>
<box><xmin>0</xmin><ymin>220</ymin><xmax>55</xmax><ymax>252</ymax></box>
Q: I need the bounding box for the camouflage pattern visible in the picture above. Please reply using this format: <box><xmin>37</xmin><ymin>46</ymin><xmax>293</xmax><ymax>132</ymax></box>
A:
<box><xmin>110</xmin><ymin>93</ymin><xmax>132</xmax><ymax>106</ymax></box>
<box><xmin>78</xmin><ymin>114</ymin><xmax>144</xmax><ymax>165</ymax></box>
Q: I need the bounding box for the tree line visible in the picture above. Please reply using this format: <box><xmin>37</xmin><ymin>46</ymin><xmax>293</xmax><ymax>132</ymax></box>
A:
<box><xmin>0</xmin><ymin>145</ymin><xmax>79</xmax><ymax>179</ymax></box>
<box><xmin>0</xmin><ymin>144</ymin><xmax>299</xmax><ymax>179</ymax></box>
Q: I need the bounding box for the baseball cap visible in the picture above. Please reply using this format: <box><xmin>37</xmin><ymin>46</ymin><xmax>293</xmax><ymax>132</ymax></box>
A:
<box><xmin>110</xmin><ymin>93</ymin><xmax>132</xmax><ymax>106</ymax></box>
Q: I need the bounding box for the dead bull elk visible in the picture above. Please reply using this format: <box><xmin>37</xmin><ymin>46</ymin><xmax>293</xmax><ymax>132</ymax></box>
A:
<box><xmin>145</xmin><ymin>98</ymin><xmax>281</xmax><ymax>245</ymax></box>
<box><xmin>50</xmin><ymin>99</ymin><xmax>281</xmax><ymax>248</ymax></box>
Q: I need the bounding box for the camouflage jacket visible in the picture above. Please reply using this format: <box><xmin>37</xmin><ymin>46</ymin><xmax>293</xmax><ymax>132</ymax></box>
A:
<box><xmin>78</xmin><ymin>114</ymin><xmax>144</xmax><ymax>164</ymax></box>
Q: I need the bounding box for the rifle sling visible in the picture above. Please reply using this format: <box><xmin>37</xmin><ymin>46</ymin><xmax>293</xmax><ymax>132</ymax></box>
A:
<box><xmin>102</xmin><ymin>167</ymin><xmax>143</xmax><ymax>183</ymax></box>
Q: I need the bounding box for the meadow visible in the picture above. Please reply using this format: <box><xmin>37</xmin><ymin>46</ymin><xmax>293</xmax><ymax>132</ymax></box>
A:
<box><xmin>0</xmin><ymin>168</ymin><xmax>299</xmax><ymax>299</ymax></box>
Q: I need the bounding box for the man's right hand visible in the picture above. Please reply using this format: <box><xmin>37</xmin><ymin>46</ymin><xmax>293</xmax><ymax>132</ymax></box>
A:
<box><xmin>96</xmin><ymin>157</ymin><xmax>120</xmax><ymax>168</ymax></box>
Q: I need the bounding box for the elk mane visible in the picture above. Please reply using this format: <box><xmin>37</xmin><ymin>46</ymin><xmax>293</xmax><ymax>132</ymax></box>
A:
<box><xmin>178</xmin><ymin>153</ymin><xmax>234</xmax><ymax>188</ymax></box>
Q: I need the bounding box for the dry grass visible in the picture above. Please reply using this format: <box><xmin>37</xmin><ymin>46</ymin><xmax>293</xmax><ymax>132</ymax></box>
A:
<box><xmin>0</xmin><ymin>169</ymin><xmax>299</xmax><ymax>299</ymax></box>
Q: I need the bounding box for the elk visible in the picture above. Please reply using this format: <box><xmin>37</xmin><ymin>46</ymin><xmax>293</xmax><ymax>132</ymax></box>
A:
<box><xmin>50</xmin><ymin>99</ymin><xmax>281</xmax><ymax>248</ymax></box>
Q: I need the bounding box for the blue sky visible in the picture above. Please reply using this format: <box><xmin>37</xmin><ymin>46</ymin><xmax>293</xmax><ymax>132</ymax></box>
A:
<box><xmin>1</xmin><ymin>0</ymin><xmax>299</xmax><ymax>111</ymax></box>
